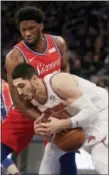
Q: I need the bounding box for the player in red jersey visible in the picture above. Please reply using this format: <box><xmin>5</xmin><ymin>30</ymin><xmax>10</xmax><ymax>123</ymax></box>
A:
<box><xmin>1</xmin><ymin>7</ymin><xmax>77</xmax><ymax>174</ymax></box>
<box><xmin>1</xmin><ymin>79</ymin><xmax>20</xmax><ymax>174</ymax></box>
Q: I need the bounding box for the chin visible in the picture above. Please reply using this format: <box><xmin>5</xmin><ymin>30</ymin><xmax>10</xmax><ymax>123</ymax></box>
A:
<box><xmin>26</xmin><ymin>41</ymin><xmax>36</xmax><ymax>46</ymax></box>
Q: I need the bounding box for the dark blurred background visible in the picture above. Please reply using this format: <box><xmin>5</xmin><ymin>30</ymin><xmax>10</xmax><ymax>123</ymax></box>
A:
<box><xmin>1</xmin><ymin>1</ymin><xmax>109</xmax><ymax>89</ymax></box>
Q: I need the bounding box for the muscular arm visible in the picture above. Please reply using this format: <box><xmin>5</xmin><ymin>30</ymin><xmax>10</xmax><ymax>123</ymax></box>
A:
<box><xmin>5</xmin><ymin>48</ymin><xmax>41</xmax><ymax>120</ymax></box>
<box><xmin>51</xmin><ymin>73</ymin><xmax>99</xmax><ymax>129</ymax></box>
<box><xmin>54</xmin><ymin>36</ymin><xmax>69</xmax><ymax>73</ymax></box>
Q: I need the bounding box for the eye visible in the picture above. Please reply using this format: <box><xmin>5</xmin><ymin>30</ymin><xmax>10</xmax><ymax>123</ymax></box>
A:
<box><xmin>28</xmin><ymin>26</ymin><xmax>35</xmax><ymax>30</ymax></box>
<box><xmin>21</xmin><ymin>28</ymin><xmax>26</xmax><ymax>32</ymax></box>
<box><xmin>18</xmin><ymin>83</ymin><xmax>25</xmax><ymax>88</ymax></box>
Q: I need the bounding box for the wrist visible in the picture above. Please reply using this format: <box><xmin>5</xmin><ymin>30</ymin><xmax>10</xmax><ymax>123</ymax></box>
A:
<box><xmin>61</xmin><ymin>119</ymin><xmax>72</xmax><ymax>129</ymax></box>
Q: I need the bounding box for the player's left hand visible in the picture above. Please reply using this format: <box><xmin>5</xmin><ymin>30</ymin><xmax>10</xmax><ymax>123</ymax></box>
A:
<box><xmin>39</xmin><ymin>117</ymin><xmax>63</xmax><ymax>135</ymax></box>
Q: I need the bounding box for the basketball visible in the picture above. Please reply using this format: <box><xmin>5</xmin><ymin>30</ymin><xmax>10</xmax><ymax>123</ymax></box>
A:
<box><xmin>54</xmin><ymin>128</ymin><xmax>84</xmax><ymax>152</ymax></box>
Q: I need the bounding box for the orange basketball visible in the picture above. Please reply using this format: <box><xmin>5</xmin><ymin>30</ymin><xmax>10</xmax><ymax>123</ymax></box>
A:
<box><xmin>54</xmin><ymin>128</ymin><xmax>84</xmax><ymax>152</ymax></box>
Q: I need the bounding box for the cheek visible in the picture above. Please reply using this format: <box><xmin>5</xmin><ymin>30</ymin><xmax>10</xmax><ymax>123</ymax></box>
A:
<box><xmin>20</xmin><ymin>30</ymin><xmax>24</xmax><ymax>36</ymax></box>
<box><xmin>27</xmin><ymin>86</ymin><xmax>32</xmax><ymax>94</ymax></box>
<box><xmin>23</xmin><ymin>87</ymin><xmax>29</xmax><ymax>94</ymax></box>
<box><xmin>34</xmin><ymin>28</ymin><xmax>40</xmax><ymax>35</ymax></box>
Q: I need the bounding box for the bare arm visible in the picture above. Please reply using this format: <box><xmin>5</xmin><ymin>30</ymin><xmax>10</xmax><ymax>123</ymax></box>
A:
<box><xmin>51</xmin><ymin>73</ymin><xmax>81</xmax><ymax>100</ymax></box>
<box><xmin>51</xmin><ymin>73</ymin><xmax>99</xmax><ymax>129</ymax></box>
<box><xmin>5</xmin><ymin>48</ymin><xmax>41</xmax><ymax>120</ymax></box>
<box><xmin>35</xmin><ymin>74</ymin><xmax>99</xmax><ymax>135</ymax></box>
<box><xmin>54</xmin><ymin>36</ymin><xmax>70</xmax><ymax>73</ymax></box>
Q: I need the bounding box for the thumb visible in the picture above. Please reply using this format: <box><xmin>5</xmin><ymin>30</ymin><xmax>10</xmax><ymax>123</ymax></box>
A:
<box><xmin>35</xmin><ymin>113</ymin><xmax>45</xmax><ymax>124</ymax></box>
<box><xmin>48</xmin><ymin>117</ymin><xmax>54</xmax><ymax>121</ymax></box>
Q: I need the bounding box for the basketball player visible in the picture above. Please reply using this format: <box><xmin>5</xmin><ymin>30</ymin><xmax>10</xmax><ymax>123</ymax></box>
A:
<box><xmin>1</xmin><ymin>6</ymin><xmax>77</xmax><ymax>174</ymax></box>
<box><xmin>1</xmin><ymin>79</ymin><xmax>20</xmax><ymax>174</ymax></box>
<box><xmin>12</xmin><ymin>63</ymin><xmax>108</xmax><ymax>175</ymax></box>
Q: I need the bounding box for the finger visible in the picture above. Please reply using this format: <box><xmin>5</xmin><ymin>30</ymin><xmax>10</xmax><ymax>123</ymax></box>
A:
<box><xmin>48</xmin><ymin>117</ymin><xmax>52</xmax><ymax>122</ymax></box>
<box><xmin>34</xmin><ymin>123</ymin><xmax>42</xmax><ymax>129</ymax></box>
<box><xmin>34</xmin><ymin>127</ymin><xmax>47</xmax><ymax>133</ymax></box>
<box><xmin>34</xmin><ymin>114</ymin><xmax>45</xmax><ymax>124</ymax></box>
<box><xmin>34</xmin><ymin>118</ymin><xmax>41</xmax><ymax>125</ymax></box>
<box><xmin>36</xmin><ymin>132</ymin><xmax>48</xmax><ymax>137</ymax></box>
<box><xmin>49</xmin><ymin>117</ymin><xmax>58</xmax><ymax>121</ymax></box>
<box><xmin>40</xmin><ymin>123</ymin><xmax>49</xmax><ymax>128</ymax></box>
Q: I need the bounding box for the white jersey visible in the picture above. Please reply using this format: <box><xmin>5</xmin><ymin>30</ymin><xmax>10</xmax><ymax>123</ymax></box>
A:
<box><xmin>31</xmin><ymin>73</ymin><xmax>108</xmax><ymax>114</ymax></box>
<box><xmin>77</xmin><ymin>76</ymin><xmax>108</xmax><ymax>112</ymax></box>
<box><xmin>76</xmin><ymin>76</ymin><xmax>108</xmax><ymax>149</ymax></box>
<box><xmin>31</xmin><ymin>73</ymin><xmax>108</xmax><ymax>148</ymax></box>
<box><xmin>31</xmin><ymin>73</ymin><xmax>71</xmax><ymax>119</ymax></box>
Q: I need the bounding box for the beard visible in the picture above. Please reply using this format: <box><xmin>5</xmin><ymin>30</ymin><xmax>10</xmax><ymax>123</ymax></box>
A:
<box><xmin>24</xmin><ymin>30</ymin><xmax>41</xmax><ymax>48</ymax></box>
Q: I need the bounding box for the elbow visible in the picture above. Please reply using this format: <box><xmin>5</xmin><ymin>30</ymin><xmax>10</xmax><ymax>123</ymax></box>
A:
<box><xmin>13</xmin><ymin>100</ymin><xmax>20</xmax><ymax>110</ymax></box>
<box><xmin>90</xmin><ymin>107</ymin><xmax>99</xmax><ymax>119</ymax></box>
<box><xmin>12</xmin><ymin>98</ymin><xmax>22</xmax><ymax>110</ymax></box>
<box><xmin>90</xmin><ymin>107</ymin><xmax>99</xmax><ymax>122</ymax></box>
<box><xmin>83</xmin><ymin>106</ymin><xmax>99</xmax><ymax>127</ymax></box>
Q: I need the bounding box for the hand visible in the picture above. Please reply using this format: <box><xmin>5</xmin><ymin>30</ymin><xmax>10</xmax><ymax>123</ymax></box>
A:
<box><xmin>34</xmin><ymin>113</ymin><xmax>45</xmax><ymax>124</ymax></box>
<box><xmin>34</xmin><ymin>113</ymin><xmax>50</xmax><ymax>139</ymax></box>
<box><xmin>39</xmin><ymin>117</ymin><xmax>63</xmax><ymax>135</ymax></box>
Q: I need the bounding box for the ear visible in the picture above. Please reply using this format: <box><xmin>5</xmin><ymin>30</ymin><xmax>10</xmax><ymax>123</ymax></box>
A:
<box><xmin>31</xmin><ymin>75</ymin><xmax>38</xmax><ymax>81</ymax></box>
<box><xmin>40</xmin><ymin>23</ymin><xmax>44</xmax><ymax>31</ymax></box>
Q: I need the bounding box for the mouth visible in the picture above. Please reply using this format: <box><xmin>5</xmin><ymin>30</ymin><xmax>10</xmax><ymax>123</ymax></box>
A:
<box><xmin>26</xmin><ymin>39</ymin><xmax>33</xmax><ymax>43</ymax></box>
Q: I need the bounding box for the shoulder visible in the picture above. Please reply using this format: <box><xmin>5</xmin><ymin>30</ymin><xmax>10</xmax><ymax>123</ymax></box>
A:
<box><xmin>52</xmin><ymin>73</ymin><xmax>79</xmax><ymax>88</ymax></box>
<box><xmin>53</xmin><ymin>35</ymin><xmax>66</xmax><ymax>47</ymax></box>
<box><xmin>51</xmin><ymin>73</ymin><xmax>80</xmax><ymax>99</ymax></box>
<box><xmin>6</xmin><ymin>48</ymin><xmax>23</xmax><ymax>62</ymax></box>
<box><xmin>5</xmin><ymin>48</ymin><xmax>24</xmax><ymax>74</ymax></box>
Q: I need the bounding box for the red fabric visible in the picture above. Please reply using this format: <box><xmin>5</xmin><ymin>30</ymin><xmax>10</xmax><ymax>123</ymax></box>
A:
<box><xmin>2</xmin><ymin>34</ymin><xmax>61</xmax><ymax>153</ymax></box>
<box><xmin>15</xmin><ymin>34</ymin><xmax>61</xmax><ymax>79</ymax></box>
<box><xmin>1</xmin><ymin>108</ymin><xmax>34</xmax><ymax>153</ymax></box>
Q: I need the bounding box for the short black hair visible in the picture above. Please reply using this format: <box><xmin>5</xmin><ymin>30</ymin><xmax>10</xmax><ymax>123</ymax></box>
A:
<box><xmin>12</xmin><ymin>63</ymin><xmax>37</xmax><ymax>80</ymax></box>
<box><xmin>15</xmin><ymin>6</ymin><xmax>44</xmax><ymax>25</ymax></box>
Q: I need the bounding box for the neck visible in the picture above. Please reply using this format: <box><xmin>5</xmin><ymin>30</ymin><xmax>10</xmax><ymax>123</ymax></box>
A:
<box><xmin>34</xmin><ymin>81</ymin><xmax>47</xmax><ymax>104</ymax></box>
<box><xmin>25</xmin><ymin>34</ymin><xmax>46</xmax><ymax>53</ymax></box>
<box><xmin>36</xmin><ymin>34</ymin><xmax>46</xmax><ymax>53</ymax></box>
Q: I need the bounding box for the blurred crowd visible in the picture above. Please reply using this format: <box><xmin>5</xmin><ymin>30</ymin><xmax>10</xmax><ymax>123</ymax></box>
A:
<box><xmin>1</xmin><ymin>1</ymin><xmax>108</xmax><ymax>89</ymax></box>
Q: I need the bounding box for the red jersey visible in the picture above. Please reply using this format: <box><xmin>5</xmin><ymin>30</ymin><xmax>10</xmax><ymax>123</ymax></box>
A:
<box><xmin>2</xmin><ymin>34</ymin><xmax>62</xmax><ymax>153</ymax></box>
<box><xmin>14</xmin><ymin>34</ymin><xmax>61</xmax><ymax>78</ymax></box>
<box><xmin>2</xmin><ymin>79</ymin><xmax>13</xmax><ymax>113</ymax></box>
<box><xmin>1</xmin><ymin>79</ymin><xmax>13</xmax><ymax>120</ymax></box>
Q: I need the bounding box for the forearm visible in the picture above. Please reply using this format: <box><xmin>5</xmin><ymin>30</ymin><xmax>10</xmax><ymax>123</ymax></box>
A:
<box><xmin>26</xmin><ymin>107</ymin><xmax>41</xmax><ymax>120</ymax></box>
<box><xmin>70</xmin><ymin>106</ymin><xmax>99</xmax><ymax>128</ymax></box>
<box><xmin>61</xmin><ymin>106</ymin><xmax>99</xmax><ymax>130</ymax></box>
<box><xmin>14</xmin><ymin>101</ymin><xmax>41</xmax><ymax>120</ymax></box>
<box><xmin>62</xmin><ymin>64</ymin><xmax>69</xmax><ymax>73</ymax></box>
<box><xmin>60</xmin><ymin>94</ymin><xmax>99</xmax><ymax>129</ymax></box>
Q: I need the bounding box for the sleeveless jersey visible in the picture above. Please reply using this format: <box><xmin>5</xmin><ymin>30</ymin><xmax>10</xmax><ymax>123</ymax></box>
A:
<box><xmin>76</xmin><ymin>76</ymin><xmax>108</xmax><ymax>112</ymax></box>
<box><xmin>75</xmin><ymin>75</ymin><xmax>108</xmax><ymax>149</ymax></box>
<box><xmin>1</xmin><ymin>80</ymin><xmax>13</xmax><ymax>120</ymax></box>
<box><xmin>31</xmin><ymin>73</ymin><xmax>108</xmax><ymax>147</ymax></box>
<box><xmin>31</xmin><ymin>73</ymin><xmax>108</xmax><ymax>115</ymax></box>
<box><xmin>31</xmin><ymin>73</ymin><xmax>72</xmax><ymax>120</ymax></box>
<box><xmin>14</xmin><ymin>34</ymin><xmax>61</xmax><ymax>78</ymax></box>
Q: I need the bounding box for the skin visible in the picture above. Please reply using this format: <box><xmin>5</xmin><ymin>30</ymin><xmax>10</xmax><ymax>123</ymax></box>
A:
<box><xmin>5</xmin><ymin>20</ymin><xmax>69</xmax><ymax>120</ymax></box>
<box><xmin>13</xmin><ymin>73</ymin><xmax>83</xmax><ymax>136</ymax></box>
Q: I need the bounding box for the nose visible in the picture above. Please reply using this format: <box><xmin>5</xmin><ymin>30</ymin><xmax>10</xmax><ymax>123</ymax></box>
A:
<box><xmin>17</xmin><ymin>88</ymin><xmax>23</xmax><ymax>96</ymax></box>
<box><xmin>25</xmin><ymin>30</ymin><xmax>31</xmax><ymax>37</ymax></box>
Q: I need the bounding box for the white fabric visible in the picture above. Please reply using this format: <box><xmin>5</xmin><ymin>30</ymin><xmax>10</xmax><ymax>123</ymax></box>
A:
<box><xmin>39</xmin><ymin>141</ymin><xmax>108</xmax><ymax>175</ymax></box>
<box><xmin>91</xmin><ymin>142</ymin><xmax>108</xmax><ymax>174</ymax></box>
<box><xmin>70</xmin><ymin>94</ymin><xmax>99</xmax><ymax>131</ymax></box>
<box><xmin>39</xmin><ymin>143</ymin><xmax>64</xmax><ymax>175</ymax></box>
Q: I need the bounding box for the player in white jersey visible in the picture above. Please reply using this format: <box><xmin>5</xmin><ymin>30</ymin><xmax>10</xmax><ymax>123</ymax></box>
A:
<box><xmin>12</xmin><ymin>63</ymin><xmax>108</xmax><ymax>175</ymax></box>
